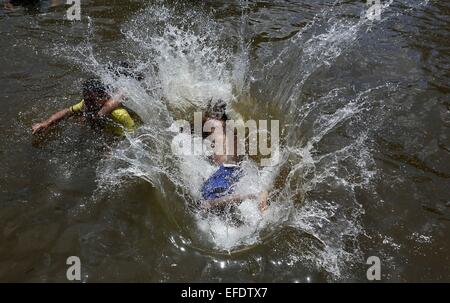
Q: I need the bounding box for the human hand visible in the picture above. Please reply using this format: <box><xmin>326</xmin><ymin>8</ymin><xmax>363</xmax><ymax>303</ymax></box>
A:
<box><xmin>98</xmin><ymin>91</ymin><xmax>123</xmax><ymax>116</ymax></box>
<box><xmin>32</xmin><ymin>122</ymin><xmax>49</xmax><ymax>134</ymax></box>
<box><xmin>4</xmin><ymin>2</ymin><xmax>14</xmax><ymax>10</ymax></box>
<box><xmin>258</xmin><ymin>191</ymin><xmax>269</xmax><ymax>212</ymax></box>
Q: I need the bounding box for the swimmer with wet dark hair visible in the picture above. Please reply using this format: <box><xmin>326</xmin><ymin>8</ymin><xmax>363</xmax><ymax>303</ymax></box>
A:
<box><xmin>200</xmin><ymin>99</ymin><xmax>269</xmax><ymax>213</ymax></box>
<box><xmin>32</xmin><ymin>78</ymin><xmax>136</xmax><ymax>136</ymax></box>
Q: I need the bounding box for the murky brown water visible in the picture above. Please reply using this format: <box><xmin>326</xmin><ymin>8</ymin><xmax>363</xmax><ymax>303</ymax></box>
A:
<box><xmin>0</xmin><ymin>0</ymin><xmax>449</xmax><ymax>282</ymax></box>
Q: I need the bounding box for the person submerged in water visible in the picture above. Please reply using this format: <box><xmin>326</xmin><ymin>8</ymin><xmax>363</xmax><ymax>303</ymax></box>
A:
<box><xmin>32</xmin><ymin>78</ymin><xmax>137</xmax><ymax>136</ymax></box>
<box><xmin>200</xmin><ymin>100</ymin><xmax>269</xmax><ymax>213</ymax></box>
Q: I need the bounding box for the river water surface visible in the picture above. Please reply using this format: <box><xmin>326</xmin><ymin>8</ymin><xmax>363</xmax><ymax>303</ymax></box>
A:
<box><xmin>0</xmin><ymin>0</ymin><xmax>449</xmax><ymax>282</ymax></box>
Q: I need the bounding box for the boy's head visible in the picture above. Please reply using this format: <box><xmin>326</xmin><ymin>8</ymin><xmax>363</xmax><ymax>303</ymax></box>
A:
<box><xmin>205</xmin><ymin>99</ymin><xmax>228</xmax><ymax>121</ymax></box>
<box><xmin>82</xmin><ymin>78</ymin><xmax>110</xmax><ymax>113</ymax></box>
<box><xmin>201</xmin><ymin>99</ymin><xmax>228</xmax><ymax>139</ymax></box>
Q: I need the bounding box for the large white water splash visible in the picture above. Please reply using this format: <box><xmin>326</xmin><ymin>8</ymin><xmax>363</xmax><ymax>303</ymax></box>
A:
<box><xmin>54</xmin><ymin>0</ymin><xmax>431</xmax><ymax>280</ymax></box>
<box><xmin>97</xmin><ymin>2</ymin><xmax>374</xmax><ymax>275</ymax></box>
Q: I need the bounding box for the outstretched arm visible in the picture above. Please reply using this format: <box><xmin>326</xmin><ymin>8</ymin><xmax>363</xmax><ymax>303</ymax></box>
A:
<box><xmin>32</xmin><ymin>108</ymin><xmax>72</xmax><ymax>134</ymax></box>
<box><xmin>203</xmin><ymin>191</ymin><xmax>269</xmax><ymax>212</ymax></box>
<box><xmin>98</xmin><ymin>90</ymin><xmax>124</xmax><ymax>117</ymax></box>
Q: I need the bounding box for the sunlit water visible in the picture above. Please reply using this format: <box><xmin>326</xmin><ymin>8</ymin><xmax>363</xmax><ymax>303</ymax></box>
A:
<box><xmin>0</xmin><ymin>0</ymin><xmax>449</xmax><ymax>282</ymax></box>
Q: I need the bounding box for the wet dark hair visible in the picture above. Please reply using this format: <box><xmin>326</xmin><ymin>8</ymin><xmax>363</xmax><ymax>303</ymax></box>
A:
<box><xmin>82</xmin><ymin>78</ymin><xmax>110</xmax><ymax>113</ymax></box>
<box><xmin>205</xmin><ymin>99</ymin><xmax>228</xmax><ymax>121</ymax></box>
<box><xmin>200</xmin><ymin>99</ymin><xmax>228</xmax><ymax>139</ymax></box>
